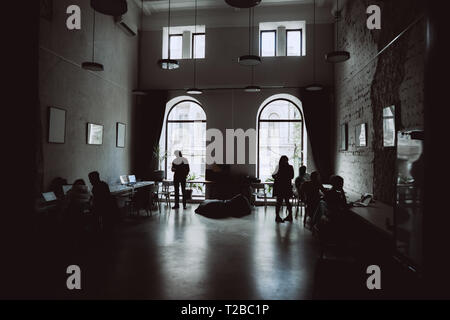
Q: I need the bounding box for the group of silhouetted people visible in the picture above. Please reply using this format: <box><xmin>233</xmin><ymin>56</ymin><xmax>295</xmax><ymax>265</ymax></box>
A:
<box><xmin>271</xmin><ymin>155</ymin><xmax>350</xmax><ymax>239</ymax></box>
<box><xmin>56</xmin><ymin>171</ymin><xmax>118</xmax><ymax>242</ymax></box>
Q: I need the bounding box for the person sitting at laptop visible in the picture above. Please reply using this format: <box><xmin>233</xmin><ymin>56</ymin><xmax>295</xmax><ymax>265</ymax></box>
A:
<box><xmin>88</xmin><ymin>171</ymin><xmax>118</xmax><ymax>230</ymax></box>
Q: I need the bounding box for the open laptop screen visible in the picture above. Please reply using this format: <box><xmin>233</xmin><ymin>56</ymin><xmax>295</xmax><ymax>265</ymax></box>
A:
<box><xmin>42</xmin><ymin>192</ymin><xmax>57</xmax><ymax>202</ymax></box>
<box><xmin>128</xmin><ymin>175</ymin><xmax>136</xmax><ymax>183</ymax></box>
<box><xmin>120</xmin><ymin>175</ymin><xmax>129</xmax><ymax>184</ymax></box>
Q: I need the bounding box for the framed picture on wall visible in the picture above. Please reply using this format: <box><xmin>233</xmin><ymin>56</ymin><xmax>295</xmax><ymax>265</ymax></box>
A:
<box><xmin>340</xmin><ymin>123</ymin><xmax>348</xmax><ymax>151</ymax></box>
<box><xmin>87</xmin><ymin>123</ymin><xmax>103</xmax><ymax>145</ymax></box>
<box><xmin>48</xmin><ymin>107</ymin><xmax>66</xmax><ymax>144</ymax></box>
<box><xmin>116</xmin><ymin>122</ymin><xmax>126</xmax><ymax>148</ymax></box>
<box><xmin>355</xmin><ymin>123</ymin><xmax>368</xmax><ymax>147</ymax></box>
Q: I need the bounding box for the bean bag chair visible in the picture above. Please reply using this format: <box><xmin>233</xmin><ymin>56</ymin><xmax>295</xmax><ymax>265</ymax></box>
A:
<box><xmin>195</xmin><ymin>194</ymin><xmax>251</xmax><ymax>218</ymax></box>
<box><xmin>195</xmin><ymin>199</ymin><xmax>227</xmax><ymax>218</ymax></box>
<box><xmin>226</xmin><ymin>194</ymin><xmax>252</xmax><ymax>217</ymax></box>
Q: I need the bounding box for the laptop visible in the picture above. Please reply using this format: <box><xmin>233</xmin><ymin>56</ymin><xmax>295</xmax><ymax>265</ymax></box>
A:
<box><xmin>352</xmin><ymin>194</ymin><xmax>373</xmax><ymax>207</ymax></box>
<box><xmin>42</xmin><ymin>191</ymin><xmax>57</xmax><ymax>202</ymax></box>
<box><xmin>120</xmin><ymin>175</ymin><xmax>129</xmax><ymax>185</ymax></box>
<box><xmin>62</xmin><ymin>185</ymin><xmax>72</xmax><ymax>195</ymax></box>
<box><xmin>128</xmin><ymin>175</ymin><xmax>137</xmax><ymax>186</ymax></box>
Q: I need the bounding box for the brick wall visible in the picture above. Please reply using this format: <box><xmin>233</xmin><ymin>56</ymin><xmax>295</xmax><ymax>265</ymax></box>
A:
<box><xmin>333</xmin><ymin>0</ymin><xmax>425</xmax><ymax>203</ymax></box>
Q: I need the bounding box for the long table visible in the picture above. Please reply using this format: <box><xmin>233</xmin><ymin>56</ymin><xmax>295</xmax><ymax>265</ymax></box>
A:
<box><xmin>109</xmin><ymin>181</ymin><xmax>154</xmax><ymax>196</ymax></box>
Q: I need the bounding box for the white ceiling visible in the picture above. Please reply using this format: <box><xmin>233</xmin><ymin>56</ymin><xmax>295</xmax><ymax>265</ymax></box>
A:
<box><xmin>133</xmin><ymin>0</ymin><xmax>334</xmax><ymax>15</ymax></box>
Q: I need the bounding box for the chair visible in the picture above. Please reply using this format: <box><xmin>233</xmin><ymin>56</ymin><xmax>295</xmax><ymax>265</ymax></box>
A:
<box><xmin>251</xmin><ymin>183</ymin><xmax>267</xmax><ymax>208</ymax></box>
<box><xmin>149</xmin><ymin>183</ymin><xmax>161</xmax><ymax>213</ymax></box>
<box><xmin>292</xmin><ymin>189</ymin><xmax>305</xmax><ymax>219</ymax></box>
<box><xmin>160</xmin><ymin>181</ymin><xmax>174</xmax><ymax>208</ymax></box>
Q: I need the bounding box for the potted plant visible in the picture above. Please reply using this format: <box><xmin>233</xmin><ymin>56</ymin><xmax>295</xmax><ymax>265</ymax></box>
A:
<box><xmin>152</xmin><ymin>144</ymin><xmax>167</xmax><ymax>181</ymax></box>
<box><xmin>186</xmin><ymin>173</ymin><xmax>204</xmax><ymax>200</ymax></box>
<box><xmin>265</xmin><ymin>177</ymin><xmax>275</xmax><ymax>197</ymax></box>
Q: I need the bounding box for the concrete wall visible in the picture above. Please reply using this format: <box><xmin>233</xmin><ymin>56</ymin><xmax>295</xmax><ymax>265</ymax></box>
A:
<box><xmin>333</xmin><ymin>0</ymin><xmax>425</xmax><ymax>202</ymax></box>
<box><xmin>39</xmin><ymin>0</ymin><xmax>139</xmax><ymax>188</ymax></box>
<box><xmin>140</xmin><ymin>24</ymin><xmax>334</xmax><ymax>90</ymax></box>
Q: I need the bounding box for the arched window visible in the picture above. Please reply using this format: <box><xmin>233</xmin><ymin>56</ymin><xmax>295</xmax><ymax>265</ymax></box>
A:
<box><xmin>258</xmin><ymin>99</ymin><xmax>303</xmax><ymax>183</ymax></box>
<box><xmin>165</xmin><ymin>101</ymin><xmax>206</xmax><ymax>184</ymax></box>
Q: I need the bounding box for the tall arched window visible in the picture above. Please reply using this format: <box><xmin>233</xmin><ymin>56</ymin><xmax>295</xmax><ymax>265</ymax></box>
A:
<box><xmin>258</xmin><ymin>99</ymin><xmax>303</xmax><ymax>183</ymax></box>
<box><xmin>165</xmin><ymin>101</ymin><xmax>206</xmax><ymax>183</ymax></box>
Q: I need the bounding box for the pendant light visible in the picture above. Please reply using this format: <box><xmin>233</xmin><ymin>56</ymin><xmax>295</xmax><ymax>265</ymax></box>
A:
<box><xmin>238</xmin><ymin>6</ymin><xmax>261</xmax><ymax>66</ymax></box>
<box><xmin>225</xmin><ymin>0</ymin><xmax>261</xmax><ymax>8</ymax></box>
<box><xmin>186</xmin><ymin>0</ymin><xmax>203</xmax><ymax>95</ymax></box>
<box><xmin>133</xmin><ymin>0</ymin><xmax>147</xmax><ymax>95</ymax></box>
<box><xmin>244</xmin><ymin>66</ymin><xmax>261</xmax><ymax>92</ymax></box>
<box><xmin>91</xmin><ymin>0</ymin><xmax>127</xmax><ymax>16</ymax></box>
<box><xmin>158</xmin><ymin>0</ymin><xmax>179</xmax><ymax>70</ymax></box>
<box><xmin>325</xmin><ymin>0</ymin><xmax>350</xmax><ymax>63</ymax></box>
<box><xmin>306</xmin><ymin>0</ymin><xmax>324</xmax><ymax>91</ymax></box>
<box><xmin>82</xmin><ymin>10</ymin><xmax>104</xmax><ymax>71</ymax></box>
<box><xmin>244</xmin><ymin>8</ymin><xmax>261</xmax><ymax>93</ymax></box>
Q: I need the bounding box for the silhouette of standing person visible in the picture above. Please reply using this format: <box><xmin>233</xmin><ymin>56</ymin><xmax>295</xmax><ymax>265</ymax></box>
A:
<box><xmin>272</xmin><ymin>156</ymin><xmax>294</xmax><ymax>223</ymax></box>
<box><xmin>88</xmin><ymin>171</ymin><xmax>117</xmax><ymax>231</ymax></box>
<box><xmin>172</xmin><ymin>150</ymin><xmax>190</xmax><ymax>209</ymax></box>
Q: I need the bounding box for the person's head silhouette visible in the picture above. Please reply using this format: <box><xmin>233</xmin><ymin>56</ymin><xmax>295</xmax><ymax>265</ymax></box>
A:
<box><xmin>330</xmin><ymin>175</ymin><xmax>344</xmax><ymax>191</ymax></box>
<box><xmin>299</xmin><ymin>165</ymin><xmax>307</xmax><ymax>176</ymax></box>
<box><xmin>174</xmin><ymin>150</ymin><xmax>182</xmax><ymax>158</ymax></box>
<box><xmin>279</xmin><ymin>155</ymin><xmax>289</xmax><ymax>167</ymax></box>
<box><xmin>88</xmin><ymin>171</ymin><xmax>100</xmax><ymax>186</ymax></box>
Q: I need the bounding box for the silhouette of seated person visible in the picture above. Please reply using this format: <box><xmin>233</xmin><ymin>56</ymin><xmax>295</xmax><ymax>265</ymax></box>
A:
<box><xmin>88</xmin><ymin>171</ymin><xmax>117</xmax><ymax>230</ymax></box>
<box><xmin>64</xmin><ymin>179</ymin><xmax>92</xmax><ymax>240</ymax></box>
<box><xmin>312</xmin><ymin>175</ymin><xmax>350</xmax><ymax>241</ymax></box>
<box><xmin>294</xmin><ymin>165</ymin><xmax>310</xmax><ymax>198</ymax></box>
<box><xmin>299</xmin><ymin>171</ymin><xmax>327</xmax><ymax>226</ymax></box>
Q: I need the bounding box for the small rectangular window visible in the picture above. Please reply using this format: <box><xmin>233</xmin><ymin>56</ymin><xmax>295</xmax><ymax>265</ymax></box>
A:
<box><xmin>383</xmin><ymin>106</ymin><xmax>396</xmax><ymax>147</ymax></box>
<box><xmin>192</xmin><ymin>33</ymin><xmax>205</xmax><ymax>59</ymax></box>
<box><xmin>169</xmin><ymin>34</ymin><xmax>183</xmax><ymax>59</ymax></box>
<box><xmin>260</xmin><ymin>30</ymin><xmax>276</xmax><ymax>57</ymax></box>
<box><xmin>286</xmin><ymin>29</ymin><xmax>301</xmax><ymax>56</ymax></box>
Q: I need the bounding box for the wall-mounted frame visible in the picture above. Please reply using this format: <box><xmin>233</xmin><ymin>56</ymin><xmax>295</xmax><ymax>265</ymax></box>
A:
<box><xmin>355</xmin><ymin>123</ymin><xmax>368</xmax><ymax>147</ymax></box>
<box><xmin>87</xmin><ymin>123</ymin><xmax>103</xmax><ymax>145</ymax></box>
<box><xmin>48</xmin><ymin>107</ymin><xmax>66</xmax><ymax>144</ymax></box>
<box><xmin>116</xmin><ymin>122</ymin><xmax>126</xmax><ymax>148</ymax></box>
<box><xmin>340</xmin><ymin>123</ymin><xmax>348</xmax><ymax>151</ymax></box>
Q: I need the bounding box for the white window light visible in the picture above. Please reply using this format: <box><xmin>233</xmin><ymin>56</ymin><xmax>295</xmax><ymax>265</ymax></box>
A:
<box><xmin>259</xmin><ymin>21</ymin><xmax>306</xmax><ymax>57</ymax></box>
<box><xmin>162</xmin><ymin>25</ymin><xmax>206</xmax><ymax>59</ymax></box>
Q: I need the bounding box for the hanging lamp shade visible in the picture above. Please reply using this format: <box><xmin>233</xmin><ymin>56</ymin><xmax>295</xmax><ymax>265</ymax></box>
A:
<box><xmin>325</xmin><ymin>50</ymin><xmax>350</xmax><ymax>63</ymax></box>
<box><xmin>82</xmin><ymin>62</ymin><xmax>104</xmax><ymax>71</ymax></box>
<box><xmin>238</xmin><ymin>55</ymin><xmax>261</xmax><ymax>66</ymax></box>
<box><xmin>132</xmin><ymin>89</ymin><xmax>147</xmax><ymax>96</ymax></box>
<box><xmin>159</xmin><ymin>0</ymin><xmax>179</xmax><ymax>70</ymax></box>
<box><xmin>325</xmin><ymin>0</ymin><xmax>350</xmax><ymax>63</ymax></box>
<box><xmin>133</xmin><ymin>0</ymin><xmax>147</xmax><ymax>95</ymax></box>
<box><xmin>158</xmin><ymin>59</ymin><xmax>180</xmax><ymax>70</ymax></box>
<box><xmin>305</xmin><ymin>83</ymin><xmax>324</xmax><ymax>91</ymax></box>
<box><xmin>244</xmin><ymin>85</ymin><xmax>261</xmax><ymax>93</ymax></box>
<box><xmin>82</xmin><ymin>11</ymin><xmax>104</xmax><ymax>72</ymax></box>
<box><xmin>225</xmin><ymin>0</ymin><xmax>261</xmax><ymax>8</ymax></box>
<box><xmin>186</xmin><ymin>88</ymin><xmax>203</xmax><ymax>95</ymax></box>
<box><xmin>306</xmin><ymin>0</ymin><xmax>323</xmax><ymax>91</ymax></box>
<box><xmin>91</xmin><ymin>0</ymin><xmax>127</xmax><ymax>16</ymax></box>
<box><xmin>186</xmin><ymin>0</ymin><xmax>202</xmax><ymax>95</ymax></box>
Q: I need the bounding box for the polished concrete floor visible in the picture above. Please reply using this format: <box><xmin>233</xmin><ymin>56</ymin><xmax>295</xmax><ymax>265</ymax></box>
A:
<box><xmin>45</xmin><ymin>205</ymin><xmax>321</xmax><ymax>299</ymax></box>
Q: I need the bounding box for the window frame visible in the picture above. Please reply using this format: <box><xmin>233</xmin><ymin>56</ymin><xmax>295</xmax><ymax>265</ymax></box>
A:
<box><xmin>165</xmin><ymin>100</ymin><xmax>207</xmax><ymax>179</ymax></box>
<box><xmin>382</xmin><ymin>106</ymin><xmax>396</xmax><ymax>148</ymax></box>
<box><xmin>257</xmin><ymin>98</ymin><xmax>304</xmax><ymax>179</ymax></box>
<box><xmin>286</xmin><ymin>29</ymin><xmax>302</xmax><ymax>57</ymax></box>
<box><xmin>168</xmin><ymin>34</ymin><xmax>183</xmax><ymax>59</ymax></box>
<box><xmin>192</xmin><ymin>32</ymin><xmax>206</xmax><ymax>59</ymax></box>
<box><xmin>259</xmin><ymin>30</ymin><xmax>277</xmax><ymax>57</ymax></box>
